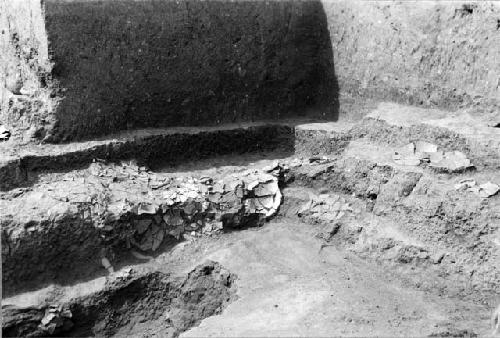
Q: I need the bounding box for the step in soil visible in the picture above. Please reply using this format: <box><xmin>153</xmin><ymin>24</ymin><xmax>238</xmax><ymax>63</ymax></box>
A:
<box><xmin>0</xmin><ymin>122</ymin><xmax>296</xmax><ymax>191</ymax></box>
<box><xmin>2</xmin><ymin>102</ymin><xmax>499</xmax><ymax>337</ymax></box>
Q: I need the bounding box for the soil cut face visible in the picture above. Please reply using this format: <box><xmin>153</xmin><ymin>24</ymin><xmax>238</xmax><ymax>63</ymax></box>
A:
<box><xmin>2</xmin><ymin>261</ymin><xmax>236</xmax><ymax>338</ymax></box>
<box><xmin>2</xmin><ymin>102</ymin><xmax>499</xmax><ymax>337</ymax></box>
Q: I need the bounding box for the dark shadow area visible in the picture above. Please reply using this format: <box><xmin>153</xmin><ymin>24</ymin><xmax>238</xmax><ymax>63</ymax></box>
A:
<box><xmin>145</xmin><ymin>124</ymin><xmax>296</xmax><ymax>171</ymax></box>
<box><xmin>2</xmin><ymin>212</ymin><xmax>106</xmax><ymax>297</ymax></box>
<box><xmin>1</xmin><ymin>208</ymin><xmax>184</xmax><ymax>297</ymax></box>
<box><xmin>3</xmin><ymin>261</ymin><xmax>235</xmax><ymax>338</ymax></box>
<box><xmin>44</xmin><ymin>0</ymin><xmax>339</xmax><ymax>142</ymax></box>
<box><xmin>0</xmin><ymin>123</ymin><xmax>297</xmax><ymax>191</ymax></box>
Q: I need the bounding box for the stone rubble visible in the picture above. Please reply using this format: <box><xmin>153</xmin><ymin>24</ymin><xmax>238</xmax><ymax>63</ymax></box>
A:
<box><xmin>39</xmin><ymin>305</ymin><xmax>73</xmax><ymax>335</ymax></box>
<box><xmin>455</xmin><ymin>179</ymin><xmax>500</xmax><ymax>198</ymax></box>
<box><xmin>298</xmin><ymin>192</ymin><xmax>353</xmax><ymax>223</ymax></box>
<box><xmin>77</xmin><ymin>161</ymin><xmax>288</xmax><ymax>256</ymax></box>
<box><xmin>393</xmin><ymin>141</ymin><xmax>473</xmax><ymax>172</ymax></box>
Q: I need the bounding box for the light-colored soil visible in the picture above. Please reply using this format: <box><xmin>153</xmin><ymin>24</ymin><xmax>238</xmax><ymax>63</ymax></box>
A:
<box><xmin>4</xmin><ymin>219</ymin><xmax>493</xmax><ymax>337</ymax></box>
<box><xmin>181</xmin><ymin>221</ymin><xmax>492</xmax><ymax>337</ymax></box>
<box><xmin>2</xmin><ymin>101</ymin><xmax>499</xmax><ymax>337</ymax></box>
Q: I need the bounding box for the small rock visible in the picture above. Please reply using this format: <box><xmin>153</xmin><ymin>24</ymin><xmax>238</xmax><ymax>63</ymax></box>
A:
<box><xmin>393</xmin><ymin>143</ymin><xmax>421</xmax><ymax>166</ymax></box>
<box><xmin>430</xmin><ymin>151</ymin><xmax>472</xmax><ymax>172</ymax></box>
<box><xmin>247</xmin><ymin>180</ymin><xmax>260</xmax><ymax>191</ymax></box>
<box><xmin>134</xmin><ymin>219</ymin><xmax>152</xmax><ymax>234</ymax></box>
<box><xmin>429</xmin><ymin>151</ymin><xmax>444</xmax><ymax>163</ymax></box>
<box><xmin>431</xmin><ymin>252</ymin><xmax>445</xmax><ymax>264</ymax></box>
<box><xmin>476</xmin><ymin>182</ymin><xmax>499</xmax><ymax>198</ymax></box>
<box><xmin>130</xmin><ymin>250</ymin><xmax>153</xmax><ymax>260</ymax></box>
<box><xmin>152</xmin><ymin>229</ymin><xmax>164</xmax><ymax>251</ymax></box>
<box><xmin>139</xmin><ymin>229</ymin><xmax>154</xmax><ymax>251</ymax></box>
<box><xmin>133</xmin><ymin>203</ymin><xmax>157</xmax><ymax>215</ymax></box>
<box><xmin>454</xmin><ymin>178</ymin><xmax>476</xmax><ymax>191</ymax></box>
<box><xmin>289</xmin><ymin>158</ymin><xmax>303</xmax><ymax>168</ymax></box>
<box><xmin>263</xmin><ymin>161</ymin><xmax>280</xmax><ymax>173</ymax></box>
<box><xmin>6</xmin><ymin>74</ymin><xmax>23</xmax><ymax>94</ymax></box>
<box><xmin>0</xmin><ymin>125</ymin><xmax>11</xmax><ymax>141</ymax></box>
<box><xmin>212</xmin><ymin>182</ymin><xmax>225</xmax><ymax>193</ymax></box>
<box><xmin>101</xmin><ymin>257</ymin><xmax>114</xmax><ymax>273</ymax></box>
<box><xmin>256</xmin><ymin>196</ymin><xmax>274</xmax><ymax>210</ymax></box>
<box><xmin>415</xmin><ymin>141</ymin><xmax>438</xmax><ymax>153</ymax></box>
<box><xmin>254</xmin><ymin>181</ymin><xmax>279</xmax><ymax>197</ymax></box>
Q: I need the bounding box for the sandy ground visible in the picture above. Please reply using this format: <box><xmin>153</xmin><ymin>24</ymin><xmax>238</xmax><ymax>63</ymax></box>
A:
<box><xmin>177</xmin><ymin>221</ymin><xmax>492</xmax><ymax>337</ymax></box>
<box><xmin>5</xmin><ymin>217</ymin><xmax>494</xmax><ymax>337</ymax></box>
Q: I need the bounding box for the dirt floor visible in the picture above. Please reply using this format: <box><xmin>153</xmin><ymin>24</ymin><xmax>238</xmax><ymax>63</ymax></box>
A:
<box><xmin>3</xmin><ymin>216</ymin><xmax>494</xmax><ymax>337</ymax></box>
<box><xmin>180</xmin><ymin>221</ymin><xmax>492</xmax><ymax>337</ymax></box>
<box><xmin>2</xmin><ymin>101</ymin><xmax>500</xmax><ymax>337</ymax></box>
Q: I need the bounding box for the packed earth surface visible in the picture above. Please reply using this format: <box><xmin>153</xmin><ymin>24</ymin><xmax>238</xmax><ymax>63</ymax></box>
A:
<box><xmin>2</xmin><ymin>0</ymin><xmax>500</xmax><ymax>337</ymax></box>
<box><xmin>2</xmin><ymin>101</ymin><xmax>500</xmax><ymax>337</ymax></box>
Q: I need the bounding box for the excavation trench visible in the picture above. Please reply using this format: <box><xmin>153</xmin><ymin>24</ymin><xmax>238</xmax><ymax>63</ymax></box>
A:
<box><xmin>2</xmin><ymin>144</ymin><xmax>499</xmax><ymax>337</ymax></box>
<box><xmin>1</xmin><ymin>146</ymin><xmax>290</xmax><ymax>296</ymax></box>
<box><xmin>3</xmin><ymin>261</ymin><xmax>236</xmax><ymax>338</ymax></box>
<box><xmin>1</xmin><ymin>148</ymin><xmax>289</xmax><ymax>337</ymax></box>
<box><xmin>3</xmin><ymin>0</ymin><xmax>500</xmax><ymax>336</ymax></box>
<box><xmin>2</xmin><ymin>106</ymin><xmax>500</xmax><ymax>336</ymax></box>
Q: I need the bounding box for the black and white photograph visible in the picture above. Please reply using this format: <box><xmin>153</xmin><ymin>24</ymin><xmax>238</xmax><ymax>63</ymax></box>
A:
<box><xmin>1</xmin><ymin>0</ymin><xmax>499</xmax><ymax>336</ymax></box>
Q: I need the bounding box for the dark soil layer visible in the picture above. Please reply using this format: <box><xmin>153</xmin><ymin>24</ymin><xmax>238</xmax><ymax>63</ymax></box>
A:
<box><xmin>3</xmin><ymin>0</ymin><xmax>337</xmax><ymax>142</ymax></box>
<box><xmin>2</xmin><ymin>261</ymin><xmax>236</xmax><ymax>338</ymax></box>
<box><xmin>3</xmin><ymin>2</ymin><xmax>500</xmax><ymax>143</ymax></box>
<box><xmin>0</xmin><ymin>124</ymin><xmax>293</xmax><ymax>191</ymax></box>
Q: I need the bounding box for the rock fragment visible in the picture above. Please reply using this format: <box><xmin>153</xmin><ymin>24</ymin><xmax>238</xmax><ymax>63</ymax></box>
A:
<box><xmin>0</xmin><ymin>125</ymin><xmax>11</xmax><ymax>141</ymax></box>
<box><xmin>454</xmin><ymin>179</ymin><xmax>498</xmax><ymax>198</ymax></box>
<box><xmin>309</xmin><ymin>156</ymin><xmax>331</xmax><ymax>164</ymax></box>
<box><xmin>392</xmin><ymin>141</ymin><xmax>472</xmax><ymax>172</ymax></box>
<box><xmin>39</xmin><ymin>305</ymin><xmax>73</xmax><ymax>335</ymax></box>
<box><xmin>476</xmin><ymin>182</ymin><xmax>499</xmax><ymax>198</ymax></box>
<box><xmin>134</xmin><ymin>219</ymin><xmax>152</xmax><ymax>234</ymax></box>
<box><xmin>298</xmin><ymin>193</ymin><xmax>353</xmax><ymax>223</ymax></box>
<box><xmin>132</xmin><ymin>203</ymin><xmax>158</xmax><ymax>215</ymax></box>
<box><xmin>415</xmin><ymin>141</ymin><xmax>438</xmax><ymax>154</ymax></box>
<box><xmin>254</xmin><ymin>180</ymin><xmax>279</xmax><ymax>197</ymax></box>
<box><xmin>101</xmin><ymin>257</ymin><xmax>114</xmax><ymax>273</ymax></box>
<box><xmin>49</xmin><ymin>162</ymin><xmax>286</xmax><ymax>255</ymax></box>
<box><xmin>393</xmin><ymin>143</ymin><xmax>420</xmax><ymax>166</ymax></box>
<box><xmin>429</xmin><ymin>151</ymin><xmax>473</xmax><ymax>173</ymax></box>
<box><xmin>454</xmin><ymin>178</ymin><xmax>476</xmax><ymax>191</ymax></box>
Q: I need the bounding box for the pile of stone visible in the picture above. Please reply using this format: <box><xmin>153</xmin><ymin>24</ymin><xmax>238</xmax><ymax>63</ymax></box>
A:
<box><xmin>298</xmin><ymin>193</ymin><xmax>353</xmax><ymax>223</ymax></box>
<box><xmin>393</xmin><ymin>141</ymin><xmax>473</xmax><ymax>172</ymax></box>
<box><xmin>83</xmin><ymin>161</ymin><xmax>286</xmax><ymax>254</ymax></box>
<box><xmin>39</xmin><ymin>305</ymin><xmax>73</xmax><ymax>335</ymax></box>
<box><xmin>454</xmin><ymin>179</ymin><xmax>499</xmax><ymax>198</ymax></box>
